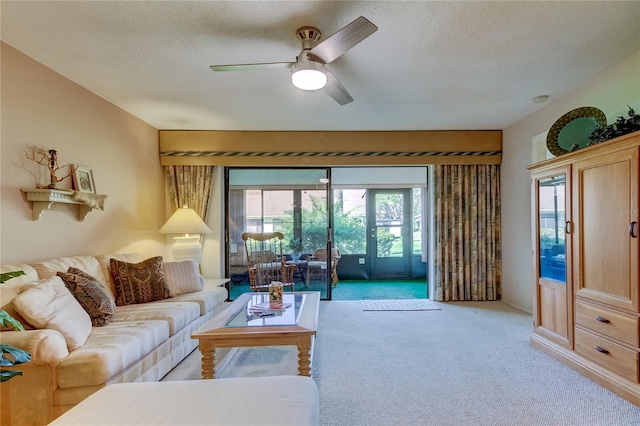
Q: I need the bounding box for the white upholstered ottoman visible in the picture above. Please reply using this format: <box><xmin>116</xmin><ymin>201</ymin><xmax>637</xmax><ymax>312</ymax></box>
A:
<box><xmin>48</xmin><ymin>376</ymin><xmax>319</xmax><ymax>426</ymax></box>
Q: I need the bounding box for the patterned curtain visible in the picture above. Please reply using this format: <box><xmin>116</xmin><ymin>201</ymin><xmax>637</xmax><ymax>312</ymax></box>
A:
<box><xmin>433</xmin><ymin>165</ymin><xmax>501</xmax><ymax>301</ymax></box>
<box><xmin>165</xmin><ymin>166</ymin><xmax>215</xmax><ymax>220</ymax></box>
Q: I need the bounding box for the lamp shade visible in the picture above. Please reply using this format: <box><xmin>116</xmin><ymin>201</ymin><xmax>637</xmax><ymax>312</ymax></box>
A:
<box><xmin>159</xmin><ymin>208</ymin><xmax>212</xmax><ymax>235</ymax></box>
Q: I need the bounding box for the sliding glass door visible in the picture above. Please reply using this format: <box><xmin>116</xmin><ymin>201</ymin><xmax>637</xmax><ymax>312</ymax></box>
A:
<box><xmin>226</xmin><ymin>168</ymin><xmax>332</xmax><ymax>300</ymax></box>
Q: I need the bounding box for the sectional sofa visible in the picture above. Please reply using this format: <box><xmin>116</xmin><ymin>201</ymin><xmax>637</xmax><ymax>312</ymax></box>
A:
<box><xmin>0</xmin><ymin>253</ymin><xmax>229</xmax><ymax>425</ymax></box>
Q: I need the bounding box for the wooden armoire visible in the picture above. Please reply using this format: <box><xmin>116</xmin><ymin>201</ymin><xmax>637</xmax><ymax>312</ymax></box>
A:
<box><xmin>529</xmin><ymin>130</ymin><xmax>640</xmax><ymax>406</ymax></box>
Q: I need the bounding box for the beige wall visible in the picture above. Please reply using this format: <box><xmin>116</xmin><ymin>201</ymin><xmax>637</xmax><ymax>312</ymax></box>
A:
<box><xmin>501</xmin><ymin>51</ymin><xmax>640</xmax><ymax>313</ymax></box>
<box><xmin>0</xmin><ymin>42</ymin><xmax>166</xmax><ymax>264</ymax></box>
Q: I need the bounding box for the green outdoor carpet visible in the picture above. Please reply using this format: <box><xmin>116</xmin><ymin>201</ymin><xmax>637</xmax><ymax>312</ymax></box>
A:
<box><xmin>331</xmin><ymin>279</ymin><xmax>427</xmax><ymax>300</ymax></box>
<box><xmin>229</xmin><ymin>279</ymin><xmax>428</xmax><ymax>301</ymax></box>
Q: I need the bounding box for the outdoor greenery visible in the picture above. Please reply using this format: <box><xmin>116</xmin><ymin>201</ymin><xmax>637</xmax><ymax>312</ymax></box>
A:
<box><xmin>287</xmin><ymin>237</ymin><xmax>303</xmax><ymax>253</ymax></box>
<box><xmin>540</xmin><ymin>232</ymin><xmax>564</xmax><ymax>251</ymax></box>
<box><xmin>374</xmin><ymin>193</ymin><xmax>402</xmax><ymax>257</ymax></box>
<box><xmin>280</xmin><ymin>196</ymin><xmax>399</xmax><ymax>256</ymax></box>
<box><xmin>279</xmin><ymin>197</ymin><xmax>367</xmax><ymax>254</ymax></box>
<box><xmin>375</xmin><ymin>230</ymin><xmax>395</xmax><ymax>257</ymax></box>
<box><xmin>265</xmin><ymin>189</ymin><xmax>426</xmax><ymax>258</ymax></box>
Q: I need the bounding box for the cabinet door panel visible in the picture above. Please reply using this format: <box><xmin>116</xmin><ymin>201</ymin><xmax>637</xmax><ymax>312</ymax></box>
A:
<box><xmin>574</xmin><ymin>147</ymin><xmax>639</xmax><ymax>312</ymax></box>
<box><xmin>539</xmin><ymin>283</ymin><xmax>568</xmax><ymax>337</ymax></box>
<box><xmin>532</xmin><ymin>165</ymin><xmax>572</xmax><ymax>346</ymax></box>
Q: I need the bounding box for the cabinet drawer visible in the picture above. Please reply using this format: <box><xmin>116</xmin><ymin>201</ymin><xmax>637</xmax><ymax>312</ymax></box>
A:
<box><xmin>575</xmin><ymin>300</ymin><xmax>639</xmax><ymax>347</ymax></box>
<box><xmin>575</xmin><ymin>328</ymin><xmax>639</xmax><ymax>382</ymax></box>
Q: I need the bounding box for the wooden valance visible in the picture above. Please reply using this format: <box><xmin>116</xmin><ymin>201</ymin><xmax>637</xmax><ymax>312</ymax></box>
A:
<box><xmin>159</xmin><ymin>130</ymin><xmax>501</xmax><ymax>166</ymax></box>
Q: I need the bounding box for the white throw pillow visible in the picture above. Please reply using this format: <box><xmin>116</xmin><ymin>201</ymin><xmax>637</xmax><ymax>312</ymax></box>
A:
<box><xmin>0</xmin><ymin>273</ymin><xmax>42</xmax><ymax>331</ymax></box>
<box><xmin>12</xmin><ymin>276</ymin><xmax>92</xmax><ymax>350</ymax></box>
<box><xmin>163</xmin><ymin>260</ymin><xmax>204</xmax><ymax>297</ymax></box>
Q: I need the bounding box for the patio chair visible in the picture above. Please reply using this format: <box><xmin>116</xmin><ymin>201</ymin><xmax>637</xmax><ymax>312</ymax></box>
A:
<box><xmin>306</xmin><ymin>247</ymin><xmax>341</xmax><ymax>287</ymax></box>
<box><xmin>242</xmin><ymin>232</ymin><xmax>296</xmax><ymax>292</ymax></box>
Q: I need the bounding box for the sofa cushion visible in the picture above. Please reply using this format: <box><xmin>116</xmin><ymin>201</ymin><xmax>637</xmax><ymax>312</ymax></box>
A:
<box><xmin>0</xmin><ymin>270</ymin><xmax>26</xmax><ymax>283</ymax></box>
<box><xmin>12</xmin><ymin>276</ymin><xmax>92</xmax><ymax>350</ymax></box>
<box><xmin>110</xmin><ymin>257</ymin><xmax>170</xmax><ymax>306</ymax></box>
<box><xmin>57</xmin><ymin>268</ymin><xmax>116</xmax><ymax>327</ymax></box>
<box><xmin>31</xmin><ymin>256</ymin><xmax>114</xmax><ymax>303</ymax></box>
<box><xmin>0</xmin><ymin>263</ymin><xmax>40</xmax><ymax>283</ymax></box>
<box><xmin>1</xmin><ymin>284</ymin><xmax>30</xmax><ymax>331</ymax></box>
<box><xmin>55</xmin><ymin>320</ymin><xmax>170</xmax><ymax>388</ymax></box>
<box><xmin>163</xmin><ymin>260</ymin><xmax>204</xmax><ymax>297</ymax></box>
<box><xmin>0</xmin><ymin>267</ymin><xmax>40</xmax><ymax>331</ymax></box>
<box><xmin>112</xmin><ymin>301</ymin><xmax>200</xmax><ymax>336</ymax></box>
<box><xmin>158</xmin><ymin>287</ymin><xmax>228</xmax><ymax>316</ymax></box>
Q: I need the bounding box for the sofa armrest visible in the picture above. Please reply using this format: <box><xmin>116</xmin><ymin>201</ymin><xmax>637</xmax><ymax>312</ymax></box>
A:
<box><xmin>202</xmin><ymin>279</ymin><xmax>229</xmax><ymax>290</ymax></box>
<box><xmin>1</xmin><ymin>329</ymin><xmax>69</xmax><ymax>365</ymax></box>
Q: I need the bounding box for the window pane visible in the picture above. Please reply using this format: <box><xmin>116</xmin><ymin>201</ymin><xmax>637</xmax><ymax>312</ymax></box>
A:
<box><xmin>301</xmin><ymin>190</ymin><xmax>327</xmax><ymax>252</ymax></box>
<box><xmin>538</xmin><ymin>175</ymin><xmax>566</xmax><ymax>283</ymax></box>
<box><xmin>262</xmin><ymin>190</ymin><xmax>293</xmax><ymax>234</ymax></box>
<box><xmin>413</xmin><ymin>188</ymin><xmax>422</xmax><ymax>255</ymax></box>
<box><xmin>333</xmin><ymin>189</ymin><xmax>367</xmax><ymax>255</ymax></box>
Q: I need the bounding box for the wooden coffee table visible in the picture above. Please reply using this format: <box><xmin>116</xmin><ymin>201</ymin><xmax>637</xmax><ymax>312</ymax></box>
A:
<box><xmin>192</xmin><ymin>291</ymin><xmax>320</xmax><ymax>379</ymax></box>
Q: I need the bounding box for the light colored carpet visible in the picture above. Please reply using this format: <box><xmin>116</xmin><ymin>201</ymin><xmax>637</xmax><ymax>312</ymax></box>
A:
<box><xmin>162</xmin><ymin>346</ymin><xmax>299</xmax><ymax>381</ymax></box>
<box><xmin>361</xmin><ymin>298</ymin><xmax>441</xmax><ymax>311</ymax></box>
<box><xmin>163</xmin><ymin>301</ymin><xmax>640</xmax><ymax>425</ymax></box>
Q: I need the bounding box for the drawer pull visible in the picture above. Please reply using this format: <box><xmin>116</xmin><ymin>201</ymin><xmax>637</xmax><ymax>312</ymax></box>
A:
<box><xmin>595</xmin><ymin>346</ymin><xmax>610</xmax><ymax>354</ymax></box>
<box><xmin>595</xmin><ymin>316</ymin><xmax>610</xmax><ymax>323</ymax></box>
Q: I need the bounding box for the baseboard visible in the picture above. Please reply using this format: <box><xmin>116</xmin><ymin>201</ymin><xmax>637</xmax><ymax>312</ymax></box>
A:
<box><xmin>500</xmin><ymin>299</ymin><xmax>532</xmax><ymax>315</ymax></box>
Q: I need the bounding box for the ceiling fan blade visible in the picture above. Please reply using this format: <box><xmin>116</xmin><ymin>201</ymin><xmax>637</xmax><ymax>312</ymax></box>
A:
<box><xmin>324</xmin><ymin>70</ymin><xmax>353</xmax><ymax>105</ymax></box>
<box><xmin>308</xmin><ymin>16</ymin><xmax>378</xmax><ymax>64</ymax></box>
<box><xmin>210</xmin><ymin>62</ymin><xmax>294</xmax><ymax>72</ymax></box>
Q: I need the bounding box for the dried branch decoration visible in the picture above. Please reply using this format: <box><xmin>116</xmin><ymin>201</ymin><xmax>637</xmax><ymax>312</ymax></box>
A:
<box><xmin>24</xmin><ymin>146</ymin><xmax>75</xmax><ymax>189</ymax></box>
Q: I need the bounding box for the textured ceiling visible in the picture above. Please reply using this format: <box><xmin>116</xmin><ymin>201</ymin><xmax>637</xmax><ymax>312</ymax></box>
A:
<box><xmin>1</xmin><ymin>1</ymin><xmax>639</xmax><ymax>131</ymax></box>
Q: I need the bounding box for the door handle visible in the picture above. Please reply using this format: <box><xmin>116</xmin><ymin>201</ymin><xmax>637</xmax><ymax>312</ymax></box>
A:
<box><xmin>565</xmin><ymin>221</ymin><xmax>572</xmax><ymax>234</ymax></box>
<box><xmin>630</xmin><ymin>221</ymin><xmax>637</xmax><ymax>238</ymax></box>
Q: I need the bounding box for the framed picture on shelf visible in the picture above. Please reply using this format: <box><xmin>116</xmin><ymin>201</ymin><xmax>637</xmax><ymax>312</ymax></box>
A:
<box><xmin>71</xmin><ymin>165</ymin><xmax>96</xmax><ymax>193</ymax></box>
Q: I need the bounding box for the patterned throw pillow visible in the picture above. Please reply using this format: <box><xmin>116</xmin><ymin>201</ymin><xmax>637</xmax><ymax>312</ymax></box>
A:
<box><xmin>109</xmin><ymin>256</ymin><xmax>170</xmax><ymax>306</ymax></box>
<box><xmin>57</xmin><ymin>268</ymin><xmax>116</xmax><ymax>327</ymax></box>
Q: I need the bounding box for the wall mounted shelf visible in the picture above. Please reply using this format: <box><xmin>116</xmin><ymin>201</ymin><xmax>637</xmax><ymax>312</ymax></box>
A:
<box><xmin>21</xmin><ymin>188</ymin><xmax>102</xmax><ymax>221</ymax></box>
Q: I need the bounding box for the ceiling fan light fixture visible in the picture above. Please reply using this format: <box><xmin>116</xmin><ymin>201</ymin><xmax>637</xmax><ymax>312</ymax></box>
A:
<box><xmin>291</xmin><ymin>61</ymin><xmax>327</xmax><ymax>91</ymax></box>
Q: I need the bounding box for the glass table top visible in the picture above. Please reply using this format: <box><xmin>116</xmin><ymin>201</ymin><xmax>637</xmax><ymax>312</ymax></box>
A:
<box><xmin>224</xmin><ymin>293</ymin><xmax>307</xmax><ymax>328</ymax></box>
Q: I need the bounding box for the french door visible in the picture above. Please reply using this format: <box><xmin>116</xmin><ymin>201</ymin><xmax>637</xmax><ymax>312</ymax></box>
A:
<box><xmin>367</xmin><ymin>189</ymin><xmax>412</xmax><ymax>279</ymax></box>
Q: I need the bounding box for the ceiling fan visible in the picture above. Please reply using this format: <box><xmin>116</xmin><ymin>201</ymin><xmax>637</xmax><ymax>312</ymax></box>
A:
<box><xmin>210</xmin><ymin>16</ymin><xmax>378</xmax><ymax>105</ymax></box>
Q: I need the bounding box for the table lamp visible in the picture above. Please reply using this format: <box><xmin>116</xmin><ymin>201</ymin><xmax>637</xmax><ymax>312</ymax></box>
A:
<box><xmin>159</xmin><ymin>207</ymin><xmax>213</xmax><ymax>266</ymax></box>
